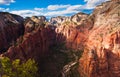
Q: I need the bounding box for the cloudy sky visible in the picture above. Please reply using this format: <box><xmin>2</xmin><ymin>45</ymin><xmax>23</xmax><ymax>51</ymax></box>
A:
<box><xmin>0</xmin><ymin>0</ymin><xmax>110</xmax><ymax>17</ymax></box>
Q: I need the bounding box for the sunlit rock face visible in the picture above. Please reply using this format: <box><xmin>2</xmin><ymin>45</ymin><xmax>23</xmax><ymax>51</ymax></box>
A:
<box><xmin>79</xmin><ymin>1</ymin><xmax>120</xmax><ymax>77</ymax></box>
<box><xmin>0</xmin><ymin>1</ymin><xmax>119</xmax><ymax>77</ymax></box>
<box><xmin>2</xmin><ymin>16</ymin><xmax>55</xmax><ymax>61</ymax></box>
<box><xmin>50</xmin><ymin>16</ymin><xmax>70</xmax><ymax>26</ymax></box>
<box><xmin>24</xmin><ymin>16</ymin><xmax>47</xmax><ymax>33</ymax></box>
<box><xmin>71</xmin><ymin>12</ymin><xmax>89</xmax><ymax>25</ymax></box>
<box><xmin>0</xmin><ymin>12</ymin><xmax>24</xmax><ymax>52</ymax></box>
<box><xmin>50</xmin><ymin>12</ymin><xmax>89</xmax><ymax>26</ymax></box>
<box><xmin>30</xmin><ymin>16</ymin><xmax>46</xmax><ymax>23</ymax></box>
<box><xmin>55</xmin><ymin>12</ymin><xmax>93</xmax><ymax>49</ymax></box>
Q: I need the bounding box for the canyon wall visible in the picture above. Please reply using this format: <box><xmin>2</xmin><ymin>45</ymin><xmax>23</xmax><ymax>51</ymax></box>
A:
<box><xmin>55</xmin><ymin>12</ymin><xmax>93</xmax><ymax>49</ymax></box>
<box><xmin>79</xmin><ymin>1</ymin><xmax>120</xmax><ymax>77</ymax></box>
<box><xmin>0</xmin><ymin>12</ymin><xmax>24</xmax><ymax>53</ymax></box>
<box><xmin>2</xmin><ymin>17</ymin><xmax>56</xmax><ymax>61</ymax></box>
<box><xmin>0</xmin><ymin>0</ymin><xmax>119</xmax><ymax>77</ymax></box>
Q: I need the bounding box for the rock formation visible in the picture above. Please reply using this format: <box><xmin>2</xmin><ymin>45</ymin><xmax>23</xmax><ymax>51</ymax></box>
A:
<box><xmin>0</xmin><ymin>0</ymin><xmax>119</xmax><ymax>77</ymax></box>
<box><xmin>50</xmin><ymin>16</ymin><xmax>69</xmax><ymax>26</ymax></box>
<box><xmin>71</xmin><ymin>12</ymin><xmax>89</xmax><ymax>25</ymax></box>
<box><xmin>50</xmin><ymin>12</ymin><xmax>89</xmax><ymax>26</ymax></box>
<box><xmin>79</xmin><ymin>1</ymin><xmax>120</xmax><ymax>77</ymax></box>
<box><xmin>55</xmin><ymin>12</ymin><xmax>93</xmax><ymax>49</ymax></box>
<box><xmin>24</xmin><ymin>16</ymin><xmax>47</xmax><ymax>33</ymax></box>
<box><xmin>0</xmin><ymin>12</ymin><xmax>24</xmax><ymax>53</ymax></box>
<box><xmin>3</xmin><ymin>18</ymin><xmax>56</xmax><ymax>61</ymax></box>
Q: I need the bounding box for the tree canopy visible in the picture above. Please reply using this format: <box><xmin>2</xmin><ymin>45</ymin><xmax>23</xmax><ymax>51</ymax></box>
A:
<box><xmin>0</xmin><ymin>57</ymin><xmax>38</xmax><ymax>77</ymax></box>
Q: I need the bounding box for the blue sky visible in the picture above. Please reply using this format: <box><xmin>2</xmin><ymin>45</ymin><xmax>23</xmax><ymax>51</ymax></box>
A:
<box><xmin>0</xmin><ymin>0</ymin><xmax>110</xmax><ymax>17</ymax></box>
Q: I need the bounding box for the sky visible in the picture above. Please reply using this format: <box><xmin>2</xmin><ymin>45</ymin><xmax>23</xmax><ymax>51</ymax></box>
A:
<box><xmin>0</xmin><ymin>0</ymin><xmax>110</xmax><ymax>18</ymax></box>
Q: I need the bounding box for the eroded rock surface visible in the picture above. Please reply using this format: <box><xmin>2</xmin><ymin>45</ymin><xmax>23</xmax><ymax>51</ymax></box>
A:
<box><xmin>55</xmin><ymin>12</ymin><xmax>93</xmax><ymax>49</ymax></box>
<box><xmin>0</xmin><ymin>12</ymin><xmax>24</xmax><ymax>52</ymax></box>
<box><xmin>0</xmin><ymin>1</ymin><xmax>119</xmax><ymax>77</ymax></box>
<box><xmin>3</xmin><ymin>20</ymin><xmax>56</xmax><ymax>61</ymax></box>
<box><xmin>79</xmin><ymin>1</ymin><xmax>120</xmax><ymax>77</ymax></box>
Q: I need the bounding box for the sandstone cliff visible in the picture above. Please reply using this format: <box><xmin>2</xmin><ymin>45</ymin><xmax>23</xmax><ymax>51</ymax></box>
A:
<box><xmin>1</xmin><ymin>17</ymin><xmax>63</xmax><ymax>77</ymax></box>
<box><xmin>3</xmin><ymin>17</ymin><xmax>56</xmax><ymax>61</ymax></box>
<box><xmin>55</xmin><ymin>12</ymin><xmax>93</xmax><ymax>49</ymax></box>
<box><xmin>24</xmin><ymin>16</ymin><xmax>47</xmax><ymax>33</ymax></box>
<box><xmin>79</xmin><ymin>1</ymin><xmax>120</xmax><ymax>77</ymax></box>
<box><xmin>0</xmin><ymin>0</ymin><xmax>119</xmax><ymax>77</ymax></box>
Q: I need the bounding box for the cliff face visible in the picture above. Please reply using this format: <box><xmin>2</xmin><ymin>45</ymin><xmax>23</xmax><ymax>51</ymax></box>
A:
<box><xmin>1</xmin><ymin>16</ymin><xmax>65</xmax><ymax>77</ymax></box>
<box><xmin>0</xmin><ymin>12</ymin><xmax>24</xmax><ymax>53</ymax></box>
<box><xmin>3</xmin><ymin>17</ymin><xmax>56</xmax><ymax>61</ymax></box>
<box><xmin>0</xmin><ymin>0</ymin><xmax>119</xmax><ymax>77</ymax></box>
<box><xmin>55</xmin><ymin>12</ymin><xmax>93</xmax><ymax>49</ymax></box>
<box><xmin>24</xmin><ymin>16</ymin><xmax>47</xmax><ymax>33</ymax></box>
<box><xmin>79</xmin><ymin>1</ymin><xmax>120</xmax><ymax>77</ymax></box>
<box><xmin>50</xmin><ymin>12</ymin><xmax>89</xmax><ymax>26</ymax></box>
<box><xmin>50</xmin><ymin>16</ymin><xmax>69</xmax><ymax>25</ymax></box>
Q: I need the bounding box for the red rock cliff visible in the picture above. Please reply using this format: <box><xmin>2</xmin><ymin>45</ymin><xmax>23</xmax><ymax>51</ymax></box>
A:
<box><xmin>2</xmin><ymin>18</ymin><xmax>56</xmax><ymax>61</ymax></box>
<box><xmin>79</xmin><ymin>1</ymin><xmax>120</xmax><ymax>77</ymax></box>
<box><xmin>0</xmin><ymin>1</ymin><xmax>119</xmax><ymax>77</ymax></box>
<box><xmin>55</xmin><ymin>12</ymin><xmax>93</xmax><ymax>49</ymax></box>
<box><xmin>0</xmin><ymin>12</ymin><xmax>24</xmax><ymax>53</ymax></box>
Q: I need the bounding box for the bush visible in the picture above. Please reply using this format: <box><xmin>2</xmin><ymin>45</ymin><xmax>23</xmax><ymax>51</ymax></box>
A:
<box><xmin>0</xmin><ymin>57</ymin><xmax>38</xmax><ymax>77</ymax></box>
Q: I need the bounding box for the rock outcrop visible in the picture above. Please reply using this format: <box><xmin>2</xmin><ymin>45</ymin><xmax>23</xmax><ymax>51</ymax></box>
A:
<box><xmin>71</xmin><ymin>12</ymin><xmax>89</xmax><ymax>25</ymax></box>
<box><xmin>24</xmin><ymin>16</ymin><xmax>46</xmax><ymax>33</ymax></box>
<box><xmin>0</xmin><ymin>12</ymin><xmax>24</xmax><ymax>53</ymax></box>
<box><xmin>50</xmin><ymin>12</ymin><xmax>88</xmax><ymax>26</ymax></box>
<box><xmin>79</xmin><ymin>1</ymin><xmax>120</xmax><ymax>77</ymax></box>
<box><xmin>3</xmin><ymin>19</ymin><xmax>56</xmax><ymax>61</ymax></box>
<box><xmin>50</xmin><ymin>16</ymin><xmax>69</xmax><ymax>26</ymax></box>
<box><xmin>0</xmin><ymin>1</ymin><xmax>119</xmax><ymax>77</ymax></box>
<box><xmin>55</xmin><ymin>12</ymin><xmax>93</xmax><ymax>49</ymax></box>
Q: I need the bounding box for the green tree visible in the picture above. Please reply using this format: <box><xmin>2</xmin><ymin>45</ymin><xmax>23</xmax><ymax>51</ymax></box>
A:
<box><xmin>0</xmin><ymin>57</ymin><xmax>38</xmax><ymax>77</ymax></box>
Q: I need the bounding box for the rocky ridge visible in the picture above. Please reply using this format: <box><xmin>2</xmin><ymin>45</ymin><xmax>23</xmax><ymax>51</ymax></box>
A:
<box><xmin>79</xmin><ymin>1</ymin><xmax>120</xmax><ymax>77</ymax></box>
<box><xmin>0</xmin><ymin>12</ymin><xmax>24</xmax><ymax>53</ymax></box>
<box><xmin>0</xmin><ymin>0</ymin><xmax>119</xmax><ymax>77</ymax></box>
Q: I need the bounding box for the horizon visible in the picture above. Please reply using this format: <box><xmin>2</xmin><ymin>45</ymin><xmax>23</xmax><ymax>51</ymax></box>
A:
<box><xmin>0</xmin><ymin>0</ymin><xmax>110</xmax><ymax>18</ymax></box>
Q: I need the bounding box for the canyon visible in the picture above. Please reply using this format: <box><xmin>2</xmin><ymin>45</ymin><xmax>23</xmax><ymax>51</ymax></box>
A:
<box><xmin>0</xmin><ymin>0</ymin><xmax>120</xmax><ymax>77</ymax></box>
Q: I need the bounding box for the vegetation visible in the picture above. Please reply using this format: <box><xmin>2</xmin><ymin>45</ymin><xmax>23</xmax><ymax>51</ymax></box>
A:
<box><xmin>0</xmin><ymin>57</ymin><xmax>38</xmax><ymax>77</ymax></box>
<box><xmin>50</xmin><ymin>42</ymin><xmax>83</xmax><ymax>77</ymax></box>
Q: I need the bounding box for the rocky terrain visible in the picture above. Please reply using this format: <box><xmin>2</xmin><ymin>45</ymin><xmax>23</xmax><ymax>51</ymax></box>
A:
<box><xmin>0</xmin><ymin>0</ymin><xmax>119</xmax><ymax>77</ymax></box>
<box><xmin>0</xmin><ymin>12</ymin><xmax>24</xmax><ymax>53</ymax></box>
<box><xmin>79</xmin><ymin>1</ymin><xmax>120</xmax><ymax>77</ymax></box>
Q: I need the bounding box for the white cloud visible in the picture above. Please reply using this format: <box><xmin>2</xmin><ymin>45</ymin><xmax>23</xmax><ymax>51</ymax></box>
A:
<box><xmin>10</xmin><ymin>10</ymin><xmax>43</xmax><ymax>17</ymax></box>
<box><xmin>47</xmin><ymin>4</ymin><xmax>70</xmax><ymax>10</ymax></box>
<box><xmin>67</xmin><ymin>5</ymin><xmax>82</xmax><ymax>11</ymax></box>
<box><xmin>0</xmin><ymin>0</ymin><xmax>15</xmax><ymax>5</ymax></box>
<box><xmin>0</xmin><ymin>7</ymin><xmax>9</xmax><ymax>11</ymax></box>
<box><xmin>9</xmin><ymin>0</ymin><xmax>110</xmax><ymax>17</ymax></box>
<box><xmin>84</xmin><ymin>0</ymin><xmax>110</xmax><ymax>9</ymax></box>
<box><xmin>44</xmin><ymin>5</ymin><xmax>82</xmax><ymax>17</ymax></box>
<box><xmin>44</xmin><ymin>10</ymin><xmax>79</xmax><ymax>17</ymax></box>
<box><xmin>10</xmin><ymin>4</ymin><xmax>82</xmax><ymax>17</ymax></box>
<box><xmin>34</xmin><ymin>8</ymin><xmax>44</xmax><ymax>11</ymax></box>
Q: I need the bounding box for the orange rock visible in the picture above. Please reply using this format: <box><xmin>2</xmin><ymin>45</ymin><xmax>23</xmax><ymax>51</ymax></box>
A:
<box><xmin>79</xmin><ymin>0</ymin><xmax>120</xmax><ymax>77</ymax></box>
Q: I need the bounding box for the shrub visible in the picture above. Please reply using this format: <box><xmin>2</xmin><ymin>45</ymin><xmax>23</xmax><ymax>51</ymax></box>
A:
<box><xmin>0</xmin><ymin>57</ymin><xmax>38</xmax><ymax>77</ymax></box>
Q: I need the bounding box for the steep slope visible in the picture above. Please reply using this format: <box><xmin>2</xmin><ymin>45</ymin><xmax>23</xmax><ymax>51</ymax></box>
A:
<box><xmin>2</xmin><ymin>17</ymin><xmax>65</xmax><ymax>77</ymax></box>
<box><xmin>79</xmin><ymin>1</ymin><xmax>120</xmax><ymax>77</ymax></box>
<box><xmin>0</xmin><ymin>1</ymin><xmax>119</xmax><ymax>77</ymax></box>
<box><xmin>0</xmin><ymin>12</ymin><xmax>24</xmax><ymax>53</ymax></box>
<box><xmin>3</xmin><ymin>17</ymin><xmax>56</xmax><ymax>61</ymax></box>
<box><xmin>55</xmin><ymin>12</ymin><xmax>93</xmax><ymax>49</ymax></box>
<box><xmin>24</xmin><ymin>16</ymin><xmax>47</xmax><ymax>33</ymax></box>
